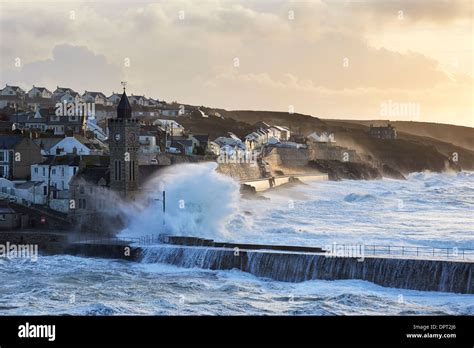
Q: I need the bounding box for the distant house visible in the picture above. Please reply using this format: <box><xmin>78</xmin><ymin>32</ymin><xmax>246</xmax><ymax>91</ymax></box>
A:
<box><xmin>0</xmin><ymin>85</ymin><xmax>26</xmax><ymax>97</ymax></box>
<box><xmin>82</xmin><ymin>91</ymin><xmax>107</xmax><ymax>105</ymax></box>
<box><xmin>171</xmin><ymin>137</ymin><xmax>194</xmax><ymax>155</ymax></box>
<box><xmin>69</xmin><ymin>165</ymin><xmax>110</xmax><ymax>216</ymax></box>
<box><xmin>107</xmin><ymin>93</ymin><xmax>122</xmax><ymax>105</ymax></box>
<box><xmin>31</xmin><ymin>155</ymin><xmax>80</xmax><ymax>194</ymax></box>
<box><xmin>13</xmin><ymin>181</ymin><xmax>46</xmax><ymax>205</ymax></box>
<box><xmin>160</xmin><ymin>106</ymin><xmax>183</xmax><ymax>117</ymax></box>
<box><xmin>0</xmin><ymin>85</ymin><xmax>26</xmax><ymax>109</ymax></box>
<box><xmin>26</xmin><ymin>86</ymin><xmax>54</xmax><ymax>111</ymax></box>
<box><xmin>152</xmin><ymin>119</ymin><xmax>185</xmax><ymax>137</ymax></box>
<box><xmin>12</xmin><ymin>108</ymin><xmax>87</xmax><ymax>135</ymax></box>
<box><xmin>214</xmin><ymin>133</ymin><xmax>245</xmax><ymax>149</ymax></box>
<box><xmin>138</xmin><ymin>132</ymin><xmax>160</xmax><ymax>154</ymax></box>
<box><xmin>47</xmin><ymin>136</ymin><xmax>93</xmax><ymax>156</ymax></box>
<box><xmin>245</xmin><ymin>130</ymin><xmax>268</xmax><ymax>150</ymax></box>
<box><xmin>52</xmin><ymin>87</ymin><xmax>83</xmax><ymax>105</ymax></box>
<box><xmin>128</xmin><ymin>95</ymin><xmax>146</xmax><ymax>107</ymax></box>
<box><xmin>207</xmin><ymin>141</ymin><xmax>221</xmax><ymax>155</ymax></box>
<box><xmin>268</xmin><ymin>126</ymin><xmax>291</xmax><ymax>141</ymax></box>
<box><xmin>55</xmin><ymin>90</ymin><xmax>83</xmax><ymax>104</ymax></box>
<box><xmin>27</xmin><ymin>86</ymin><xmax>52</xmax><ymax>99</ymax></box>
<box><xmin>53</xmin><ymin>86</ymin><xmax>76</xmax><ymax>97</ymax></box>
<box><xmin>369</xmin><ymin>124</ymin><xmax>397</xmax><ymax>140</ymax></box>
<box><xmin>307</xmin><ymin>132</ymin><xmax>335</xmax><ymax>143</ymax></box>
<box><xmin>190</xmin><ymin>134</ymin><xmax>210</xmax><ymax>154</ymax></box>
<box><xmin>0</xmin><ymin>135</ymin><xmax>43</xmax><ymax>180</ymax></box>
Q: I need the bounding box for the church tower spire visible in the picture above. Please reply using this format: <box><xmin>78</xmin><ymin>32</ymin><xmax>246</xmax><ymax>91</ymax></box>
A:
<box><xmin>108</xmin><ymin>82</ymin><xmax>140</xmax><ymax>200</ymax></box>
<box><xmin>117</xmin><ymin>82</ymin><xmax>132</xmax><ymax>119</ymax></box>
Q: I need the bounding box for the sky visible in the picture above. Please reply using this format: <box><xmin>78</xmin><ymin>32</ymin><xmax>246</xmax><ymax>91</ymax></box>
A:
<box><xmin>0</xmin><ymin>0</ymin><xmax>473</xmax><ymax>127</ymax></box>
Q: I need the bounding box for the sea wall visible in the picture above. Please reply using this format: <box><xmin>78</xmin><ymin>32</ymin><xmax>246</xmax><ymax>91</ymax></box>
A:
<box><xmin>140</xmin><ymin>245</ymin><xmax>473</xmax><ymax>294</ymax></box>
<box><xmin>217</xmin><ymin>163</ymin><xmax>262</xmax><ymax>181</ymax></box>
<box><xmin>263</xmin><ymin>147</ymin><xmax>310</xmax><ymax>169</ymax></box>
<box><xmin>242</xmin><ymin>174</ymin><xmax>328</xmax><ymax>192</ymax></box>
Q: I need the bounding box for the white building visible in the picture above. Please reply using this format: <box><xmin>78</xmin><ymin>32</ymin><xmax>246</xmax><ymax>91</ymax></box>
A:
<box><xmin>268</xmin><ymin>126</ymin><xmax>291</xmax><ymax>141</ymax></box>
<box><xmin>47</xmin><ymin>136</ymin><xmax>92</xmax><ymax>156</ymax></box>
<box><xmin>0</xmin><ymin>85</ymin><xmax>25</xmax><ymax>97</ymax></box>
<box><xmin>139</xmin><ymin>134</ymin><xmax>160</xmax><ymax>154</ymax></box>
<box><xmin>107</xmin><ymin>93</ymin><xmax>122</xmax><ymax>105</ymax></box>
<box><xmin>129</xmin><ymin>95</ymin><xmax>146</xmax><ymax>107</ymax></box>
<box><xmin>153</xmin><ymin>119</ymin><xmax>185</xmax><ymax>136</ymax></box>
<box><xmin>0</xmin><ymin>178</ymin><xmax>46</xmax><ymax>205</ymax></box>
<box><xmin>31</xmin><ymin>156</ymin><xmax>80</xmax><ymax>193</ymax></box>
<box><xmin>27</xmin><ymin>86</ymin><xmax>52</xmax><ymax>99</ymax></box>
<box><xmin>307</xmin><ymin>132</ymin><xmax>335</xmax><ymax>143</ymax></box>
<box><xmin>82</xmin><ymin>91</ymin><xmax>107</xmax><ymax>105</ymax></box>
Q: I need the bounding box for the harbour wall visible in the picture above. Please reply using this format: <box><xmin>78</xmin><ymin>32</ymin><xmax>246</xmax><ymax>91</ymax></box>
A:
<box><xmin>242</xmin><ymin>173</ymin><xmax>328</xmax><ymax>192</ymax></box>
<box><xmin>62</xmin><ymin>241</ymin><xmax>473</xmax><ymax>294</ymax></box>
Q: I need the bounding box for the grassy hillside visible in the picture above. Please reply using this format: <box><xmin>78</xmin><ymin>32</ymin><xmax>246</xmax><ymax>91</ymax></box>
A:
<box><xmin>331</xmin><ymin>119</ymin><xmax>474</xmax><ymax>152</ymax></box>
<box><xmin>217</xmin><ymin>110</ymin><xmax>474</xmax><ymax>173</ymax></box>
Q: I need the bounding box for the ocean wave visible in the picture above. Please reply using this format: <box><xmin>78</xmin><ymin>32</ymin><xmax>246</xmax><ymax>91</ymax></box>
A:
<box><xmin>343</xmin><ymin>193</ymin><xmax>376</xmax><ymax>202</ymax></box>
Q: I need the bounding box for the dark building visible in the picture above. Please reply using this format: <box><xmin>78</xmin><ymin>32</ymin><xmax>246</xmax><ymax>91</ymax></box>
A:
<box><xmin>0</xmin><ymin>135</ymin><xmax>43</xmax><ymax>179</ymax></box>
<box><xmin>369</xmin><ymin>124</ymin><xmax>397</xmax><ymax>140</ymax></box>
<box><xmin>107</xmin><ymin>89</ymin><xmax>140</xmax><ymax>200</ymax></box>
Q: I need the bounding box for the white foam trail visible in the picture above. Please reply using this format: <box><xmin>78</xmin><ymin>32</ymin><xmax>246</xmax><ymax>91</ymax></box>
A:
<box><xmin>120</xmin><ymin>162</ymin><xmax>240</xmax><ymax>239</ymax></box>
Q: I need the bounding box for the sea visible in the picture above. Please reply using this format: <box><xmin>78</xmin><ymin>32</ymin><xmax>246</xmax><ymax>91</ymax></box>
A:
<box><xmin>0</xmin><ymin>164</ymin><xmax>473</xmax><ymax>315</ymax></box>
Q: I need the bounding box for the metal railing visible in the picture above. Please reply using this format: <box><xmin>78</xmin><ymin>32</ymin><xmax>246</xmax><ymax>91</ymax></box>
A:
<box><xmin>326</xmin><ymin>244</ymin><xmax>474</xmax><ymax>261</ymax></box>
<box><xmin>68</xmin><ymin>234</ymin><xmax>474</xmax><ymax>261</ymax></box>
<box><xmin>69</xmin><ymin>234</ymin><xmax>159</xmax><ymax>246</ymax></box>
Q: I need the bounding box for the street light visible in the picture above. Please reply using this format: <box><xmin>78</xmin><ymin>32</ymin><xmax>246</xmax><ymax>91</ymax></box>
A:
<box><xmin>153</xmin><ymin>189</ymin><xmax>166</xmax><ymax>227</ymax></box>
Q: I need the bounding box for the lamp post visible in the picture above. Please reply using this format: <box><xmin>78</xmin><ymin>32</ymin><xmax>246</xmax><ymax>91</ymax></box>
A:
<box><xmin>153</xmin><ymin>189</ymin><xmax>166</xmax><ymax>227</ymax></box>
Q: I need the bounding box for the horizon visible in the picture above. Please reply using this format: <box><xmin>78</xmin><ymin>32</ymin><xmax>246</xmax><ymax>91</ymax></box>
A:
<box><xmin>0</xmin><ymin>0</ymin><xmax>473</xmax><ymax>128</ymax></box>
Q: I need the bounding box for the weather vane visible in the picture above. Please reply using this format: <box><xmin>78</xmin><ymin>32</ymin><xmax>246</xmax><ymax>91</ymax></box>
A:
<box><xmin>121</xmin><ymin>81</ymin><xmax>127</xmax><ymax>92</ymax></box>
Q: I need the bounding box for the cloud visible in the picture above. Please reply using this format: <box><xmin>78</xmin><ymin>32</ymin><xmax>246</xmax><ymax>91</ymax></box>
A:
<box><xmin>1</xmin><ymin>44</ymin><xmax>121</xmax><ymax>93</ymax></box>
<box><xmin>0</xmin><ymin>0</ymin><xmax>471</xmax><ymax>126</ymax></box>
<box><xmin>341</xmin><ymin>0</ymin><xmax>472</xmax><ymax>24</ymax></box>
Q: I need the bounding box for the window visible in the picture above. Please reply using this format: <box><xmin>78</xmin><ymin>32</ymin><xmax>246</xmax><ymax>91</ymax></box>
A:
<box><xmin>0</xmin><ymin>166</ymin><xmax>5</xmax><ymax>178</ymax></box>
<box><xmin>34</xmin><ymin>167</ymin><xmax>38</xmax><ymax>174</ymax></box>
<box><xmin>42</xmin><ymin>167</ymin><xmax>46</xmax><ymax>176</ymax></box>
<box><xmin>73</xmin><ymin>167</ymin><xmax>77</xmax><ymax>175</ymax></box>
<box><xmin>79</xmin><ymin>185</ymin><xmax>85</xmax><ymax>194</ymax></box>
<box><xmin>43</xmin><ymin>186</ymin><xmax>47</xmax><ymax>195</ymax></box>
<box><xmin>78</xmin><ymin>198</ymin><xmax>87</xmax><ymax>209</ymax></box>
<box><xmin>0</xmin><ymin>151</ymin><xmax>5</xmax><ymax>162</ymax></box>
<box><xmin>114</xmin><ymin>160</ymin><xmax>122</xmax><ymax>181</ymax></box>
<box><xmin>114</xmin><ymin>160</ymin><xmax>118</xmax><ymax>181</ymax></box>
<box><xmin>52</xmin><ymin>169</ymin><xmax>56</xmax><ymax>175</ymax></box>
<box><xmin>61</xmin><ymin>168</ymin><xmax>65</xmax><ymax>176</ymax></box>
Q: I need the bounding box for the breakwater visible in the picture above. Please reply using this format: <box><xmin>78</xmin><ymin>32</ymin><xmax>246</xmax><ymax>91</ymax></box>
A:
<box><xmin>242</xmin><ymin>173</ymin><xmax>328</xmax><ymax>192</ymax></box>
<box><xmin>62</xmin><ymin>236</ymin><xmax>473</xmax><ymax>294</ymax></box>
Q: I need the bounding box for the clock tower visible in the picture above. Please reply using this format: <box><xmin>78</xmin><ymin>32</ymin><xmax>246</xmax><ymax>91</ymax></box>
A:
<box><xmin>108</xmin><ymin>85</ymin><xmax>140</xmax><ymax>200</ymax></box>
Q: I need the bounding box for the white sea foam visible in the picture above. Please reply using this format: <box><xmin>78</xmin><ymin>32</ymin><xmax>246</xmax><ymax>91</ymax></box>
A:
<box><xmin>120</xmin><ymin>162</ymin><xmax>240</xmax><ymax>239</ymax></box>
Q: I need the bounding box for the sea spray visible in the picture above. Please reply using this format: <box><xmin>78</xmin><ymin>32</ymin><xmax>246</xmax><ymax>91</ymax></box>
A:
<box><xmin>120</xmin><ymin>162</ymin><xmax>241</xmax><ymax>239</ymax></box>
